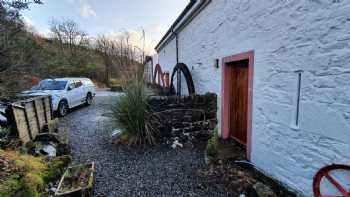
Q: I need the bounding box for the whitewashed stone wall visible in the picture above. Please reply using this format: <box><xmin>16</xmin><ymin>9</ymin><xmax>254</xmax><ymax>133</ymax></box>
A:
<box><xmin>157</xmin><ymin>39</ymin><xmax>177</xmax><ymax>74</ymax></box>
<box><xmin>156</xmin><ymin>39</ymin><xmax>190</xmax><ymax>95</ymax></box>
<box><xmin>157</xmin><ymin>0</ymin><xmax>350</xmax><ymax>195</ymax></box>
<box><xmin>144</xmin><ymin>60</ymin><xmax>153</xmax><ymax>83</ymax></box>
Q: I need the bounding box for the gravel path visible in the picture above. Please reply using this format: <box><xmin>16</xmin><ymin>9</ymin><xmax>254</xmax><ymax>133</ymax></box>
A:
<box><xmin>58</xmin><ymin>91</ymin><xmax>225</xmax><ymax>197</ymax></box>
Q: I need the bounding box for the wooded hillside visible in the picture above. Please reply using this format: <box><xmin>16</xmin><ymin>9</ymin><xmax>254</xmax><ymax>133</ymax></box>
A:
<box><xmin>0</xmin><ymin>0</ymin><xmax>145</xmax><ymax>100</ymax></box>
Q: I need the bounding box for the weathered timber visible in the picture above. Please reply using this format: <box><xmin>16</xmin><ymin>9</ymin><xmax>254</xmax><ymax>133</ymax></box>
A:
<box><xmin>7</xmin><ymin>96</ymin><xmax>55</xmax><ymax>144</ymax></box>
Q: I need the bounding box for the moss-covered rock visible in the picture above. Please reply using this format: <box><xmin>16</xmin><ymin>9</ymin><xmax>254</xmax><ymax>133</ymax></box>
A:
<box><xmin>0</xmin><ymin>149</ymin><xmax>70</xmax><ymax>197</ymax></box>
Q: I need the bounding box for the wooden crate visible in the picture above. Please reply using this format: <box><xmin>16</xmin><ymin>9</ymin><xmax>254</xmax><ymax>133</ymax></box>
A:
<box><xmin>7</xmin><ymin>96</ymin><xmax>54</xmax><ymax>144</ymax></box>
<box><xmin>55</xmin><ymin>162</ymin><xmax>96</xmax><ymax>197</ymax></box>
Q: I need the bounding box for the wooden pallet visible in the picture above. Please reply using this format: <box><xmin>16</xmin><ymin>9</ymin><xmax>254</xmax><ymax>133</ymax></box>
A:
<box><xmin>7</xmin><ymin>96</ymin><xmax>56</xmax><ymax>144</ymax></box>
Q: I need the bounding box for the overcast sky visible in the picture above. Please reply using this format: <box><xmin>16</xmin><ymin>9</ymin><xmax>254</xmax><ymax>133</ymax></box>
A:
<box><xmin>22</xmin><ymin>0</ymin><xmax>189</xmax><ymax>54</ymax></box>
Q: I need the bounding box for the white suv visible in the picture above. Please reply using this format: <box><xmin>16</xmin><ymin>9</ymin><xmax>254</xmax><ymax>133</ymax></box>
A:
<box><xmin>21</xmin><ymin>78</ymin><xmax>96</xmax><ymax>117</ymax></box>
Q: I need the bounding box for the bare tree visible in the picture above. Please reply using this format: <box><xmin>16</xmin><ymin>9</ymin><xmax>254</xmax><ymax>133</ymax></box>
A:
<box><xmin>96</xmin><ymin>35</ymin><xmax>113</xmax><ymax>85</ymax></box>
<box><xmin>0</xmin><ymin>0</ymin><xmax>42</xmax><ymax>15</ymax></box>
<box><xmin>49</xmin><ymin>19</ymin><xmax>64</xmax><ymax>54</ymax></box>
<box><xmin>49</xmin><ymin>18</ymin><xmax>89</xmax><ymax>57</ymax></box>
<box><xmin>140</xmin><ymin>28</ymin><xmax>145</xmax><ymax>64</ymax></box>
<box><xmin>94</xmin><ymin>29</ymin><xmax>151</xmax><ymax>86</ymax></box>
<box><xmin>0</xmin><ymin>0</ymin><xmax>42</xmax><ymax>71</ymax></box>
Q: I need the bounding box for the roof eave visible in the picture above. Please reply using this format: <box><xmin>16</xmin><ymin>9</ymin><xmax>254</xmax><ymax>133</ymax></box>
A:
<box><xmin>155</xmin><ymin>0</ymin><xmax>211</xmax><ymax>52</ymax></box>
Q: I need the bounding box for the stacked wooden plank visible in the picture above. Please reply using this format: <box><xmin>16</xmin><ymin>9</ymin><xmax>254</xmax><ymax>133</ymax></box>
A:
<box><xmin>7</xmin><ymin>96</ymin><xmax>55</xmax><ymax>144</ymax></box>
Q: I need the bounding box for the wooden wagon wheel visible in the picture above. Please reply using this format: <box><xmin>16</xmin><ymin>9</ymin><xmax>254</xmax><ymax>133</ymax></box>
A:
<box><xmin>169</xmin><ymin>63</ymin><xmax>195</xmax><ymax>96</ymax></box>
<box><xmin>153</xmin><ymin>64</ymin><xmax>165</xmax><ymax>86</ymax></box>
<box><xmin>313</xmin><ymin>164</ymin><xmax>350</xmax><ymax>197</ymax></box>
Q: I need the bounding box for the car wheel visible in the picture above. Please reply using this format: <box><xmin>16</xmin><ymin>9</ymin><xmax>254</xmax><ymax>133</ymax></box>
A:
<box><xmin>58</xmin><ymin>101</ymin><xmax>68</xmax><ymax>117</ymax></box>
<box><xmin>85</xmin><ymin>93</ymin><xmax>93</xmax><ymax>106</ymax></box>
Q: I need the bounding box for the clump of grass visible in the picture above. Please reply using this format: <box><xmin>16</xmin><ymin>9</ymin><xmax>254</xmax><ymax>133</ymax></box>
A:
<box><xmin>206</xmin><ymin>128</ymin><xmax>219</xmax><ymax>158</ymax></box>
<box><xmin>112</xmin><ymin>79</ymin><xmax>158</xmax><ymax>146</ymax></box>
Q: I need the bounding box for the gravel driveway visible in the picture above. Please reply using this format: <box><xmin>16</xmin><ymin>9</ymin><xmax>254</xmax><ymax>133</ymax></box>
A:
<box><xmin>58</xmin><ymin>91</ymin><xmax>226</xmax><ymax>197</ymax></box>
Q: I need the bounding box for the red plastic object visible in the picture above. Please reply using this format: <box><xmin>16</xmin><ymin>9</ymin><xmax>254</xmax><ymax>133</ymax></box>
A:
<box><xmin>313</xmin><ymin>164</ymin><xmax>350</xmax><ymax>197</ymax></box>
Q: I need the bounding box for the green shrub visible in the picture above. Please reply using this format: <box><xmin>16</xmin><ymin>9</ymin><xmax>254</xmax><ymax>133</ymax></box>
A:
<box><xmin>0</xmin><ymin>126</ymin><xmax>9</xmax><ymax>139</ymax></box>
<box><xmin>0</xmin><ymin>126</ymin><xmax>10</xmax><ymax>147</ymax></box>
<box><xmin>206</xmin><ymin>128</ymin><xmax>219</xmax><ymax>158</ymax></box>
<box><xmin>112</xmin><ymin>79</ymin><xmax>157</xmax><ymax>146</ymax></box>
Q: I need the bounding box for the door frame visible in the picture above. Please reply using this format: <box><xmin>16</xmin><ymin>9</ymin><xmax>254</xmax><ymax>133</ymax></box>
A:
<box><xmin>221</xmin><ymin>50</ymin><xmax>254</xmax><ymax>160</ymax></box>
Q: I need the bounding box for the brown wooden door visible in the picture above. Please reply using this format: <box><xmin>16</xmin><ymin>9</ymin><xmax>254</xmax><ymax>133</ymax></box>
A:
<box><xmin>229</xmin><ymin>60</ymin><xmax>249</xmax><ymax>145</ymax></box>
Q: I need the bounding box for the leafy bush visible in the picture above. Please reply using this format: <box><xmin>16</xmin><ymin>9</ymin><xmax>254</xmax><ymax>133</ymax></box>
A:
<box><xmin>206</xmin><ymin>128</ymin><xmax>219</xmax><ymax>158</ymax></box>
<box><xmin>0</xmin><ymin>126</ymin><xmax>9</xmax><ymax>139</ymax></box>
<box><xmin>112</xmin><ymin>79</ymin><xmax>157</xmax><ymax>146</ymax></box>
<box><xmin>0</xmin><ymin>126</ymin><xmax>11</xmax><ymax>147</ymax></box>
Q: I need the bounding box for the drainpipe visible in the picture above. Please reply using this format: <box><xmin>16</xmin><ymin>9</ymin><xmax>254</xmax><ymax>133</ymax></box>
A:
<box><xmin>173</xmin><ymin>31</ymin><xmax>181</xmax><ymax>96</ymax></box>
<box><xmin>150</xmin><ymin>57</ymin><xmax>154</xmax><ymax>83</ymax></box>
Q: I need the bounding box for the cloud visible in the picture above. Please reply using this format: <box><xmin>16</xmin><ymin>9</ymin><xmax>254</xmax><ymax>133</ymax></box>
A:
<box><xmin>80</xmin><ymin>4</ymin><xmax>97</xmax><ymax>18</ymax></box>
<box><xmin>39</xmin><ymin>28</ymin><xmax>52</xmax><ymax>38</ymax></box>
<box><xmin>22</xmin><ymin>16</ymin><xmax>34</xmax><ymax>29</ymax></box>
<box><xmin>155</xmin><ymin>25</ymin><xmax>168</xmax><ymax>35</ymax></box>
<box><xmin>105</xmin><ymin>29</ymin><xmax>156</xmax><ymax>55</ymax></box>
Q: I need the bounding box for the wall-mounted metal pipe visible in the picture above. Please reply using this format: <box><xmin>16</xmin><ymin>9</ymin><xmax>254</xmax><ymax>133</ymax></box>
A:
<box><xmin>173</xmin><ymin>31</ymin><xmax>181</xmax><ymax>95</ymax></box>
<box><xmin>150</xmin><ymin>58</ymin><xmax>154</xmax><ymax>83</ymax></box>
<box><xmin>174</xmin><ymin>31</ymin><xmax>179</xmax><ymax>64</ymax></box>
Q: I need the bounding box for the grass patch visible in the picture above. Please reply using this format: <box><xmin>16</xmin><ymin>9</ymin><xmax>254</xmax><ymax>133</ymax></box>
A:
<box><xmin>0</xmin><ymin>150</ymin><xmax>69</xmax><ymax>197</ymax></box>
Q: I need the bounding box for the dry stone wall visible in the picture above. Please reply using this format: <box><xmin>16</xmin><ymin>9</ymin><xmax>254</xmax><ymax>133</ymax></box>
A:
<box><xmin>147</xmin><ymin>93</ymin><xmax>217</xmax><ymax>141</ymax></box>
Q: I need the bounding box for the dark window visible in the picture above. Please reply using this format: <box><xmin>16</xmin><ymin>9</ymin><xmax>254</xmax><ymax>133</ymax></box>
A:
<box><xmin>68</xmin><ymin>82</ymin><xmax>75</xmax><ymax>90</ymax></box>
<box><xmin>75</xmin><ymin>80</ymin><xmax>83</xmax><ymax>88</ymax></box>
<box><xmin>35</xmin><ymin>80</ymin><xmax>67</xmax><ymax>90</ymax></box>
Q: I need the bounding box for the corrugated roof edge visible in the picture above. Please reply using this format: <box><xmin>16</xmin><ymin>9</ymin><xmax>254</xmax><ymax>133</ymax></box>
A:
<box><xmin>154</xmin><ymin>0</ymin><xmax>211</xmax><ymax>52</ymax></box>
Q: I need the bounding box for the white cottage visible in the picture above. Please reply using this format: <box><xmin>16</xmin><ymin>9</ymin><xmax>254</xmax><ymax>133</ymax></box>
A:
<box><xmin>153</xmin><ymin>0</ymin><xmax>350</xmax><ymax>196</ymax></box>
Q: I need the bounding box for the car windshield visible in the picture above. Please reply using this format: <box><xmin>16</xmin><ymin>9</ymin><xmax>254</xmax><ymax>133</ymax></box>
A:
<box><xmin>34</xmin><ymin>80</ymin><xmax>67</xmax><ymax>90</ymax></box>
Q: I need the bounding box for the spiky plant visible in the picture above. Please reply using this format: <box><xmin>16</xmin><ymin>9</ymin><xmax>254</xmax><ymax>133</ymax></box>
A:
<box><xmin>206</xmin><ymin>128</ymin><xmax>219</xmax><ymax>158</ymax></box>
<box><xmin>112</xmin><ymin>79</ymin><xmax>158</xmax><ymax>146</ymax></box>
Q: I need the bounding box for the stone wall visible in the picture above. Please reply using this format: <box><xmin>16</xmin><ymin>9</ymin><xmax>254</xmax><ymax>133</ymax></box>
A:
<box><xmin>147</xmin><ymin>93</ymin><xmax>217</xmax><ymax>140</ymax></box>
<box><xmin>146</xmin><ymin>83</ymin><xmax>170</xmax><ymax>96</ymax></box>
<box><xmin>156</xmin><ymin>0</ymin><xmax>350</xmax><ymax>195</ymax></box>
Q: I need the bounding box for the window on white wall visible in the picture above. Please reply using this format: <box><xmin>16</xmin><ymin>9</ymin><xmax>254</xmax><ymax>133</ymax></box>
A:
<box><xmin>292</xmin><ymin>70</ymin><xmax>303</xmax><ymax>129</ymax></box>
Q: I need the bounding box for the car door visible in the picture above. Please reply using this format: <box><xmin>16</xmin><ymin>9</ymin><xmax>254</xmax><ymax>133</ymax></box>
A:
<box><xmin>66</xmin><ymin>80</ymin><xmax>81</xmax><ymax>107</ymax></box>
<box><xmin>74</xmin><ymin>80</ymin><xmax>86</xmax><ymax>103</ymax></box>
